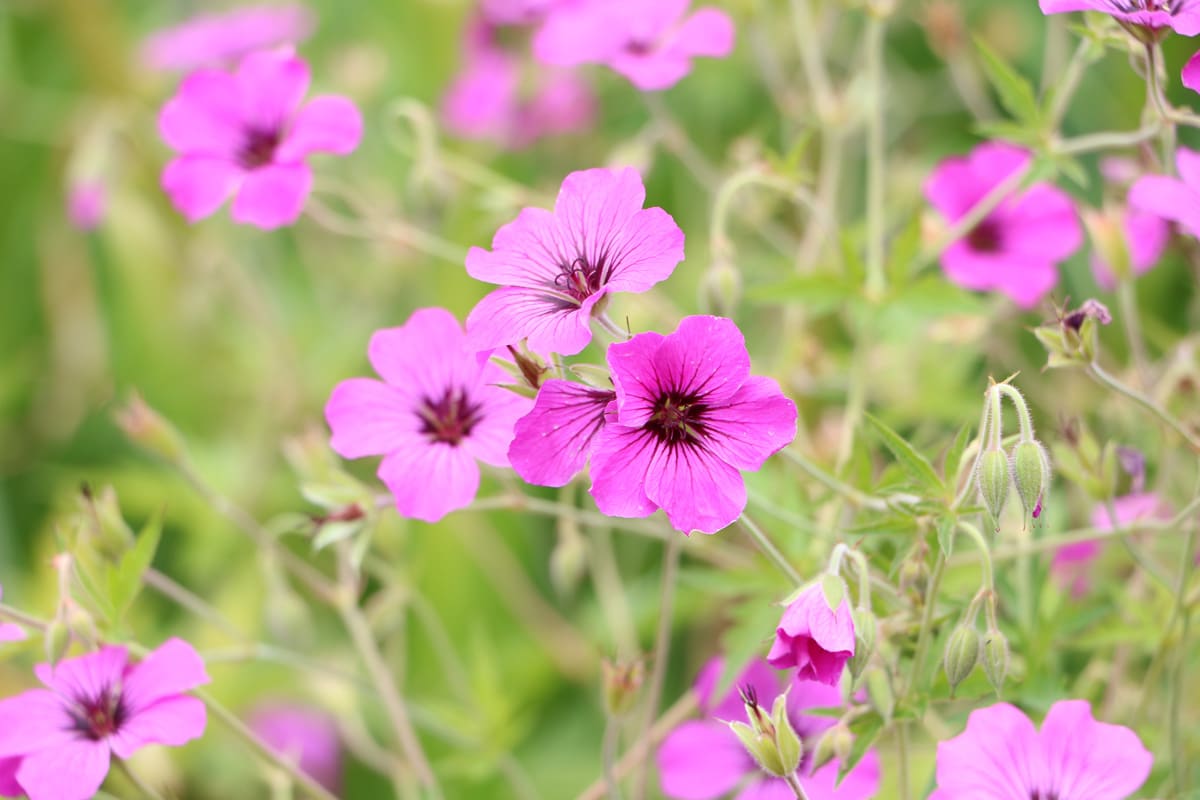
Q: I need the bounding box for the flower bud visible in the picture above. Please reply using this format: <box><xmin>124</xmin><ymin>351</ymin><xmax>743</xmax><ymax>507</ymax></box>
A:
<box><xmin>943</xmin><ymin>625</ymin><xmax>981</xmax><ymax>695</ymax></box>
<box><xmin>698</xmin><ymin>260</ymin><xmax>742</xmax><ymax>319</ymax></box>
<box><xmin>846</xmin><ymin>608</ymin><xmax>877</xmax><ymax>681</ymax></box>
<box><xmin>728</xmin><ymin>721</ymin><xmax>787</xmax><ymax>777</ymax></box>
<box><xmin>809</xmin><ymin>721</ymin><xmax>854</xmax><ymax>773</ymax></box>
<box><xmin>1010</xmin><ymin>440</ymin><xmax>1051</xmax><ymax>521</ymax></box>
<box><xmin>601</xmin><ymin>659</ymin><xmax>644</xmax><ymax>718</ymax></box>
<box><xmin>981</xmin><ymin>630</ymin><xmax>1010</xmax><ymax>695</ymax></box>
<box><xmin>43</xmin><ymin>618</ymin><xmax>70</xmax><ymax>667</ymax></box>
<box><xmin>113</xmin><ymin>392</ymin><xmax>187</xmax><ymax>465</ymax></box>
<box><xmin>728</xmin><ymin>687</ymin><xmax>803</xmax><ymax>778</ymax></box>
<box><xmin>770</xmin><ymin>693</ymin><xmax>803</xmax><ymax>776</ymax></box>
<box><xmin>977</xmin><ymin>449</ymin><xmax>1011</xmax><ymax>527</ymax></box>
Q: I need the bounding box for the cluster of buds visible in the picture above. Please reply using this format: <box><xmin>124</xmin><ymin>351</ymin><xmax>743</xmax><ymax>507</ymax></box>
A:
<box><xmin>727</xmin><ymin>685</ymin><xmax>803</xmax><ymax>779</ymax></box>
<box><xmin>943</xmin><ymin>588</ymin><xmax>1009</xmax><ymax>697</ymax></box>
<box><xmin>973</xmin><ymin>378</ymin><xmax>1052</xmax><ymax>530</ymax></box>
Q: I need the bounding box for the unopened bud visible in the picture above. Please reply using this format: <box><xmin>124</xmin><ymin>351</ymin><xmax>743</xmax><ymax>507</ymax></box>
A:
<box><xmin>811</xmin><ymin>721</ymin><xmax>854</xmax><ymax>773</ymax></box>
<box><xmin>977</xmin><ymin>449</ymin><xmax>1011</xmax><ymax>527</ymax></box>
<box><xmin>43</xmin><ymin>618</ymin><xmax>70</xmax><ymax>666</ymax></box>
<box><xmin>943</xmin><ymin>625</ymin><xmax>981</xmax><ymax>694</ymax></box>
<box><xmin>698</xmin><ymin>261</ymin><xmax>742</xmax><ymax>318</ymax></box>
<box><xmin>1010</xmin><ymin>440</ymin><xmax>1051</xmax><ymax>521</ymax></box>
<box><xmin>113</xmin><ymin>392</ymin><xmax>187</xmax><ymax>465</ymax></box>
<box><xmin>550</xmin><ymin>527</ymin><xmax>588</xmax><ymax>599</ymax></box>
<box><xmin>846</xmin><ymin>608</ymin><xmax>877</xmax><ymax>681</ymax></box>
<box><xmin>770</xmin><ymin>693</ymin><xmax>802</xmax><ymax>776</ymax></box>
<box><xmin>728</xmin><ymin>721</ymin><xmax>787</xmax><ymax>777</ymax></box>
<box><xmin>602</xmin><ymin>659</ymin><xmax>643</xmax><ymax>718</ymax></box>
<box><xmin>729</xmin><ymin>687</ymin><xmax>802</xmax><ymax>778</ymax></box>
<box><xmin>898</xmin><ymin>552</ymin><xmax>929</xmax><ymax>597</ymax></box>
<box><xmin>981</xmin><ymin>630</ymin><xmax>1010</xmax><ymax>695</ymax></box>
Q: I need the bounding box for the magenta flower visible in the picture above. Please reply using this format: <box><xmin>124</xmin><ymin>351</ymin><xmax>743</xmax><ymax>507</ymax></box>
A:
<box><xmin>141</xmin><ymin>4</ymin><xmax>315</xmax><ymax>72</ymax></box>
<box><xmin>1039</xmin><ymin>0</ymin><xmax>1200</xmax><ymax>36</ymax></box>
<box><xmin>249</xmin><ymin>703</ymin><xmax>342</xmax><ymax>793</ymax></box>
<box><xmin>465</xmin><ymin>167</ymin><xmax>684</xmax><ymax>355</ymax></box>
<box><xmin>534</xmin><ymin>0</ymin><xmax>735</xmax><ymax>91</ymax></box>
<box><xmin>325</xmin><ymin>308</ymin><xmax>533</xmax><ymax>523</ymax></box>
<box><xmin>0</xmin><ymin>758</ymin><xmax>19</xmax><ymax>798</ymax></box>
<box><xmin>588</xmin><ymin>316</ymin><xmax>797</xmax><ymax>534</ymax></box>
<box><xmin>924</xmin><ymin>141</ymin><xmax>1082</xmax><ymax>308</ymax></box>
<box><xmin>509</xmin><ymin>379</ymin><xmax>615</xmax><ymax>486</ymax></box>
<box><xmin>481</xmin><ymin>0</ymin><xmax>563</xmax><ymax>25</ymax></box>
<box><xmin>0</xmin><ymin>585</ymin><xmax>26</xmax><ymax>644</ymax></box>
<box><xmin>1130</xmin><ymin>146</ymin><xmax>1200</xmax><ymax>238</ymax></box>
<box><xmin>1089</xmin><ymin>205</ymin><xmax>1169</xmax><ymax>289</ymax></box>
<box><xmin>1052</xmin><ymin>492</ymin><xmax>1170</xmax><ymax>597</ymax></box>
<box><xmin>932</xmin><ymin>700</ymin><xmax>1152</xmax><ymax>799</ymax></box>
<box><xmin>766</xmin><ymin>582</ymin><xmax>855</xmax><ymax>685</ymax></box>
<box><xmin>0</xmin><ymin>639</ymin><xmax>209</xmax><ymax>800</ymax></box>
<box><xmin>66</xmin><ymin>181</ymin><xmax>106</xmax><ymax>232</ymax></box>
<box><xmin>159</xmin><ymin>48</ymin><xmax>362</xmax><ymax>230</ymax></box>
<box><xmin>657</xmin><ymin>658</ymin><xmax>880</xmax><ymax>800</ymax></box>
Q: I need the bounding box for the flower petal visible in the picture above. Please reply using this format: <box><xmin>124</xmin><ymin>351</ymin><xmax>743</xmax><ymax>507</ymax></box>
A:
<box><xmin>35</xmin><ymin>646</ymin><xmax>127</xmax><ymax>704</ymax></box>
<box><xmin>601</xmin><ymin>207</ymin><xmax>686</xmax><ymax>295</ymax></box>
<box><xmin>465</xmin><ymin>285</ymin><xmax>595</xmax><ymax>356</ymax></box>
<box><xmin>0</xmin><ymin>756</ymin><xmax>22</xmax><ymax>797</ymax></box>
<box><xmin>657</xmin><ymin>721</ymin><xmax>752</xmax><ymax>800</ymax></box>
<box><xmin>230</xmin><ymin>163</ymin><xmax>312</xmax><ymax>229</ymax></box>
<box><xmin>460</xmin><ymin>362</ymin><xmax>534</xmax><ymax>468</ymax></box>
<box><xmin>644</xmin><ymin>441</ymin><xmax>746</xmax><ymax>534</ymax></box>
<box><xmin>589</xmin><ymin>420</ymin><xmax>659</xmax><ymax>519</ymax></box>
<box><xmin>650</xmin><ymin>316</ymin><xmax>751</xmax><ymax>406</ymax></box>
<box><xmin>1129</xmin><ymin>174</ymin><xmax>1200</xmax><ymax>237</ymax></box>
<box><xmin>367</xmin><ymin>308</ymin><xmax>474</xmax><ymax>397</ymax></box>
<box><xmin>0</xmin><ymin>691</ymin><xmax>75</xmax><ymax>757</ymax></box>
<box><xmin>158</xmin><ymin>70</ymin><xmax>243</xmax><ymax>157</ymax></box>
<box><xmin>555</xmin><ymin>168</ymin><xmax>647</xmax><ymax>273</ymax></box>
<box><xmin>508</xmin><ymin>380</ymin><xmax>614</xmax><ymax>486</ymax></box>
<box><xmin>236</xmin><ymin>48</ymin><xmax>310</xmax><ymax>131</ymax></box>
<box><xmin>110</xmin><ymin>696</ymin><xmax>207</xmax><ymax>759</ymax></box>
<box><xmin>1004</xmin><ymin>185</ymin><xmax>1083</xmax><ymax>262</ymax></box>
<box><xmin>326</xmin><ymin>378</ymin><xmax>422</xmax><ymax>459</ymax></box>
<box><xmin>933</xmin><ymin>702</ymin><xmax>1045</xmax><ymax>799</ymax></box>
<box><xmin>735</xmin><ymin>778</ymin><xmax>796</xmax><ymax>800</ymax></box>
<box><xmin>605</xmin><ymin>329</ymin><xmax>668</xmax><ymax>427</ymax></box>
<box><xmin>277</xmin><ymin>96</ymin><xmax>363</xmax><ymax>162</ymax></box>
<box><xmin>693</xmin><ymin>657</ymin><xmax>781</xmax><ymax>720</ymax></box>
<box><xmin>699</xmin><ymin>376</ymin><xmax>797</xmax><ymax>472</ymax></box>
<box><xmin>121</xmin><ymin>638</ymin><xmax>210</xmax><ymax>716</ymax></box>
<box><xmin>16</xmin><ymin>739</ymin><xmax>110</xmax><ymax>800</ymax></box>
<box><xmin>465</xmin><ymin>208</ymin><xmax>566</xmax><ymax>288</ymax></box>
<box><xmin>1038</xmin><ymin>700</ymin><xmax>1152</xmax><ymax>799</ymax></box>
<box><xmin>161</xmin><ymin>156</ymin><xmax>242</xmax><ymax>222</ymax></box>
<box><xmin>672</xmin><ymin>8</ymin><xmax>735</xmax><ymax>57</ymax></box>
<box><xmin>378</xmin><ymin>442</ymin><xmax>480</xmax><ymax>523</ymax></box>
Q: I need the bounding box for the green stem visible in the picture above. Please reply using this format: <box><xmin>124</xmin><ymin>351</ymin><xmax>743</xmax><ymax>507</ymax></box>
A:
<box><xmin>895</xmin><ymin>723</ymin><xmax>911</xmax><ymax>800</ymax></box>
<box><xmin>1116</xmin><ymin>278</ymin><xmax>1150</xmax><ymax>387</ymax></box>
<box><xmin>992</xmin><ymin>383</ymin><xmax>1033</xmax><ymax>443</ymax></box>
<box><xmin>632</xmin><ymin>535</ymin><xmax>682</xmax><ymax>800</ymax></box>
<box><xmin>921</xmin><ymin>163</ymin><xmax>1031</xmax><ymax>269</ymax></box>
<box><xmin>781</xmin><ymin>448</ymin><xmax>918</xmax><ymax>511</ymax></box>
<box><xmin>784</xmin><ymin>772</ymin><xmax>813</xmax><ymax>800</ymax></box>
<box><xmin>603</xmin><ymin>716</ymin><xmax>624</xmax><ymax>800</ymax></box>
<box><xmin>1047</xmin><ymin>38</ymin><xmax>1093</xmax><ymax>127</ymax></box>
<box><xmin>115</xmin><ymin>758</ymin><xmax>168</xmax><ymax>800</ymax></box>
<box><xmin>903</xmin><ymin>553</ymin><xmax>946</xmax><ymax>699</ymax></box>
<box><xmin>864</xmin><ymin>13</ymin><xmax>887</xmax><ymax>299</ymax></box>
<box><xmin>1086</xmin><ymin>362</ymin><xmax>1200</xmax><ymax>452</ymax></box>
<box><xmin>739</xmin><ymin>514</ymin><xmax>804</xmax><ymax>585</ymax></box>
<box><xmin>957</xmin><ymin>521</ymin><xmax>994</xmax><ymax>592</ymax></box>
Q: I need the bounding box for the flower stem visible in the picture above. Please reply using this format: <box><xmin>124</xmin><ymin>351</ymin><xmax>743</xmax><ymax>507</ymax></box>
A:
<box><xmin>784</xmin><ymin>773</ymin><xmax>813</xmax><ymax>800</ymax></box>
<box><xmin>576</xmin><ymin>693</ymin><xmax>699</xmax><ymax>800</ymax></box>
<box><xmin>1086</xmin><ymin>362</ymin><xmax>1200</xmax><ymax>452</ymax></box>
<box><xmin>903</xmin><ymin>552</ymin><xmax>946</xmax><ymax>699</ymax></box>
<box><xmin>864</xmin><ymin>12</ymin><xmax>888</xmax><ymax>300</ymax></box>
<box><xmin>602</xmin><ymin>716</ymin><xmax>624</xmax><ymax>800</ymax></box>
<box><xmin>957</xmin><ymin>520</ymin><xmax>994</xmax><ymax>592</ymax></box>
<box><xmin>632</xmin><ymin>535</ymin><xmax>682</xmax><ymax>800</ymax></box>
<box><xmin>115</xmin><ymin>758</ymin><xmax>168</xmax><ymax>800</ymax></box>
<box><xmin>739</xmin><ymin>513</ymin><xmax>804</xmax><ymax>585</ymax></box>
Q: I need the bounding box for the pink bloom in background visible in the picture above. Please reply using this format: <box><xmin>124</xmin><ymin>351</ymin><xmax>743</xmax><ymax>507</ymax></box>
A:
<box><xmin>931</xmin><ymin>700</ymin><xmax>1152</xmax><ymax>799</ymax></box>
<box><xmin>1090</xmin><ymin>205</ymin><xmax>1169</xmax><ymax>289</ymax></box>
<box><xmin>508</xmin><ymin>380</ymin><xmax>615</xmax><ymax>486</ymax></box>
<box><xmin>159</xmin><ymin>48</ymin><xmax>362</xmax><ymax>229</ymax></box>
<box><xmin>466</xmin><ymin>167</ymin><xmax>684</xmax><ymax>355</ymax></box>
<box><xmin>141</xmin><ymin>4</ymin><xmax>315</xmax><ymax>71</ymax></box>
<box><xmin>0</xmin><ymin>586</ymin><xmax>26</xmax><ymax>644</ymax></box>
<box><xmin>589</xmin><ymin>316</ymin><xmax>797</xmax><ymax>534</ymax></box>
<box><xmin>1052</xmin><ymin>492</ymin><xmax>1170</xmax><ymax>597</ymax></box>
<box><xmin>66</xmin><ymin>181</ymin><xmax>106</xmax><ymax>231</ymax></box>
<box><xmin>0</xmin><ymin>758</ymin><xmax>19</xmax><ymax>798</ymax></box>
<box><xmin>1039</xmin><ymin>0</ymin><xmax>1200</xmax><ymax>35</ymax></box>
<box><xmin>0</xmin><ymin>639</ymin><xmax>208</xmax><ymax>800</ymax></box>
<box><xmin>1130</xmin><ymin>146</ymin><xmax>1200</xmax><ymax>239</ymax></box>
<box><xmin>925</xmin><ymin>141</ymin><xmax>1082</xmax><ymax>308</ymax></box>
<box><xmin>657</xmin><ymin>658</ymin><xmax>880</xmax><ymax>800</ymax></box>
<box><xmin>535</xmin><ymin>0</ymin><xmax>735</xmax><ymax>91</ymax></box>
<box><xmin>325</xmin><ymin>308</ymin><xmax>533</xmax><ymax>523</ymax></box>
<box><xmin>248</xmin><ymin>703</ymin><xmax>342</xmax><ymax>793</ymax></box>
<box><xmin>766</xmin><ymin>582</ymin><xmax>855</xmax><ymax>685</ymax></box>
<box><xmin>442</xmin><ymin>17</ymin><xmax>595</xmax><ymax>148</ymax></box>
<box><xmin>481</xmin><ymin>0</ymin><xmax>562</xmax><ymax>25</ymax></box>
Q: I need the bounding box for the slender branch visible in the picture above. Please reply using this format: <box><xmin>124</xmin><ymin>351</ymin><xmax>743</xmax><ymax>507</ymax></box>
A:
<box><xmin>903</xmin><ymin>552</ymin><xmax>946</xmax><ymax>699</ymax></box>
<box><xmin>784</xmin><ymin>773</ymin><xmax>813</xmax><ymax>800</ymax></box>
<box><xmin>632</xmin><ymin>536</ymin><xmax>682</xmax><ymax>800</ymax></box>
<box><xmin>143</xmin><ymin>568</ymin><xmax>246</xmax><ymax>641</ymax></box>
<box><xmin>781</xmin><ymin>448</ymin><xmax>920</xmax><ymax>511</ymax></box>
<box><xmin>864</xmin><ymin>12</ymin><xmax>887</xmax><ymax>299</ymax></box>
<box><xmin>739</xmin><ymin>514</ymin><xmax>803</xmax><ymax>585</ymax></box>
<box><xmin>1086</xmin><ymin>362</ymin><xmax>1200</xmax><ymax>452</ymax></box>
<box><xmin>1052</xmin><ymin>123</ymin><xmax>1161</xmax><ymax>156</ymax></box>
<box><xmin>602</xmin><ymin>717</ymin><xmax>624</xmax><ymax>800</ymax></box>
<box><xmin>575</xmin><ymin>693</ymin><xmax>699</xmax><ymax>800</ymax></box>
<box><xmin>920</xmin><ymin>163</ymin><xmax>1031</xmax><ymax>268</ymax></box>
<box><xmin>115</xmin><ymin>758</ymin><xmax>168</xmax><ymax>800</ymax></box>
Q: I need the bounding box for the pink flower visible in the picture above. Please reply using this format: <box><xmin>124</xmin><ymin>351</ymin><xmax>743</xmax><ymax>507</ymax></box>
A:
<box><xmin>67</xmin><ymin>181</ymin><xmax>106</xmax><ymax>231</ymax></box>
<box><xmin>766</xmin><ymin>583</ymin><xmax>855</xmax><ymax>685</ymax></box>
<box><xmin>924</xmin><ymin>141</ymin><xmax>1082</xmax><ymax>308</ymax></box>
<box><xmin>248</xmin><ymin>703</ymin><xmax>342</xmax><ymax>793</ymax></box>
<box><xmin>932</xmin><ymin>700</ymin><xmax>1153</xmax><ymax>799</ymax></box>
<box><xmin>1039</xmin><ymin>0</ymin><xmax>1200</xmax><ymax>35</ymax></box>
<box><xmin>1089</xmin><ymin>205</ymin><xmax>1169</xmax><ymax>290</ymax></box>
<box><xmin>0</xmin><ymin>758</ymin><xmax>19</xmax><ymax>798</ymax></box>
<box><xmin>0</xmin><ymin>585</ymin><xmax>26</xmax><ymax>644</ymax></box>
<box><xmin>141</xmin><ymin>4</ymin><xmax>315</xmax><ymax>72</ymax></box>
<box><xmin>509</xmin><ymin>380</ymin><xmax>615</xmax><ymax>486</ymax></box>
<box><xmin>1130</xmin><ymin>146</ymin><xmax>1200</xmax><ymax>239</ymax></box>
<box><xmin>657</xmin><ymin>658</ymin><xmax>880</xmax><ymax>800</ymax></box>
<box><xmin>442</xmin><ymin>17</ymin><xmax>595</xmax><ymax>148</ymax></box>
<box><xmin>588</xmin><ymin>316</ymin><xmax>797</xmax><ymax>534</ymax></box>
<box><xmin>0</xmin><ymin>639</ymin><xmax>209</xmax><ymax>800</ymax></box>
<box><xmin>534</xmin><ymin>0</ymin><xmax>735</xmax><ymax>91</ymax></box>
<box><xmin>481</xmin><ymin>0</ymin><xmax>564</xmax><ymax>25</ymax></box>
<box><xmin>465</xmin><ymin>167</ymin><xmax>685</xmax><ymax>356</ymax></box>
<box><xmin>325</xmin><ymin>308</ymin><xmax>533</xmax><ymax>523</ymax></box>
<box><xmin>1052</xmin><ymin>492</ymin><xmax>1170</xmax><ymax>597</ymax></box>
<box><xmin>159</xmin><ymin>48</ymin><xmax>362</xmax><ymax>230</ymax></box>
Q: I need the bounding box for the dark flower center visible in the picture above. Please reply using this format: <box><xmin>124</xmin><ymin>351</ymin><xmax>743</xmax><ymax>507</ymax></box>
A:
<box><xmin>646</xmin><ymin>391</ymin><xmax>707</xmax><ymax>446</ymax></box>
<box><xmin>1107</xmin><ymin>0</ymin><xmax>1185</xmax><ymax>11</ymax></box>
<box><xmin>553</xmin><ymin>256</ymin><xmax>608</xmax><ymax>303</ymax></box>
<box><xmin>966</xmin><ymin>219</ymin><xmax>1003</xmax><ymax>253</ymax></box>
<box><xmin>1029</xmin><ymin>792</ymin><xmax>1060</xmax><ymax>800</ymax></box>
<box><xmin>68</xmin><ymin>685</ymin><xmax>127</xmax><ymax>741</ymax></box>
<box><xmin>418</xmin><ymin>387</ymin><xmax>484</xmax><ymax>446</ymax></box>
<box><xmin>237</xmin><ymin>127</ymin><xmax>282</xmax><ymax>169</ymax></box>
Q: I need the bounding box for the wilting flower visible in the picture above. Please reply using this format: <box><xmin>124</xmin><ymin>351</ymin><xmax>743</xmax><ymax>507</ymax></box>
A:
<box><xmin>534</xmin><ymin>0</ymin><xmax>735</xmax><ymax>90</ymax></box>
<box><xmin>657</xmin><ymin>658</ymin><xmax>880</xmax><ymax>800</ymax></box>
<box><xmin>767</xmin><ymin>582</ymin><xmax>856</xmax><ymax>685</ymax></box>
<box><xmin>0</xmin><ymin>585</ymin><xmax>26</xmax><ymax>644</ymax></box>
<box><xmin>1052</xmin><ymin>492</ymin><xmax>1170</xmax><ymax>597</ymax></box>
<box><xmin>0</xmin><ymin>639</ymin><xmax>208</xmax><ymax>800</ymax></box>
<box><xmin>325</xmin><ymin>308</ymin><xmax>532</xmax><ymax>522</ymax></box>
<box><xmin>442</xmin><ymin>17</ymin><xmax>595</xmax><ymax>148</ymax></box>
<box><xmin>588</xmin><ymin>316</ymin><xmax>797</xmax><ymax>534</ymax></box>
<box><xmin>66</xmin><ymin>181</ymin><xmax>106</xmax><ymax>231</ymax></box>
<box><xmin>140</xmin><ymin>4</ymin><xmax>315</xmax><ymax>71</ymax></box>
<box><xmin>1130</xmin><ymin>146</ymin><xmax>1200</xmax><ymax>239</ymax></box>
<box><xmin>932</xmin><ymin>700</ymin><xmax>1152</xmax><ymax>799</ymax></box>
<box><xmin>466</xmin><ymin>167</ymin><xmax>685</xmax><ymax>355</ymax></box>
<box><xmin>924</xmin><ymin>141</ymin><xmax>1082</xmax><ymax>308</ymax></box>
<box><xmin>248</xmin><ymin>703</ymin><xmax>342</xmax><ymax>792</ymax></box>
<box><xmin>1087</xmin><ymin>204</ymin><xmax>1169</xmax><ymax>289</ymax></box>
<box><xmin>159</xmin><ymin>48</ymin><xmax>362</xmax><ymax>229</ymax></box>
<box><xmin>1039</xmin><ymin>0</ymin><xmax>1200</xmax><ymax>36</ymax></box>
<box><xmin>509</xmin><ymin>380</ymin><xmax>615</xmax><ymax>486</ymax></box>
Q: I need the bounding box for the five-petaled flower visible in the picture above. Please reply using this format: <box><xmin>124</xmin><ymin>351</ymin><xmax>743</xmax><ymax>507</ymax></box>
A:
<box><xmin>931</xmin><ymin>700</ymin><xmax>1152</xmax><ymax>799</ymax></box>
<box><xmin>159</xmin><ymin>47</ymin><xmax>362</xmax><ymax>229</ymax></box>
<box><xmin>140</xmin><ymin>4</ymin><xmax>315</xmax><ymax>72</ymax></box>
<box><xmin>466</xmin><ymin>167</ymin><xmax>685</xmax><ymax>355</ymax></box>
<box><xmin>587</xmin><ymin>315</ymin><xmax>797</xmax><ymax>534</ymax></box>
<box><xmin>1039</xmin><ymin>0</ymin><xmax>1200</xmax><ymax>37</ymax></box>
<box><xmin>767</xmin><ymin>582</ymin><xmax>856</xmax><ymax>685</ymax></box>
<box><xmin>924</xmin><ymin>141</ymin><xmax>1082</xmax><ymax>308</ymax></box>
<box><xmin>0</xmin><ymin>639</ymin><xmax>209</xmax><ymax>800</ymax></box>
<box><xmin>325</xmin><ymin>307</ymin><xmax>533</xmax><ymax>523</ymax></box>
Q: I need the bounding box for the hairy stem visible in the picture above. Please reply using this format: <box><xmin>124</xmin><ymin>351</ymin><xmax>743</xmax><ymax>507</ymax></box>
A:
<box><xmin>632</xmin><ymin>536</ymin><xmax>682</xmax><ymax>800</ymax></box>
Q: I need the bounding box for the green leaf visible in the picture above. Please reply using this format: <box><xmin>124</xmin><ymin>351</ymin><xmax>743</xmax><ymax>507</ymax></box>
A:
<box><xmin>936</xmin><ymin>515</ymin><xmax>956</xmax><ymax>559</ymax></box>
<box><xmin>109</xmin><ymin>513</ymin><xmax>162</xmax><ymax>619</ymax></box>
<box><xmin>865</xmin><ymin>413</ymin><xmax>944</xmax><ymax>493</ymax></box>
<box><xmin>943</xmin><ymin>423</ymin><xmax>972</xmax><ymax>490</ymax></box>
<box><xmin>838</xmin><ymin>709</ymin><xmax>884</xmax><ymax>783</ymax></box>
<box><xmin>974</xmin><ymin>37</ymin><xmax>1042</xmax><ymax>127</ymax></box>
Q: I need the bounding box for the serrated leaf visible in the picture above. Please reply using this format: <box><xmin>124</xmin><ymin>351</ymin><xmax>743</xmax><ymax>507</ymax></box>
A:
<box><xmin>109</xmin><ymin>514</ymin><xmax>162</xmax><ymax>619</ymax></box>
<box><xmin>865</xmin><ymin>413</ymin><xmax>944</xmax><ymax>493</ymax></box>
<box><xmin>975</xmin><ymin>37</ymin><xmax>1042</xmax><ymax>127</ymax></box>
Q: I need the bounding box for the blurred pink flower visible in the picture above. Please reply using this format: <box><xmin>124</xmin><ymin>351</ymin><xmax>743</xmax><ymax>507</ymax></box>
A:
<box><xmin>325</xmin><ymin>308</ymin><xmax>532</xmax><ymax>523</ymax></box>
<box><xmin>0</xmin><ymin>758</ymin><xmax>19</xmax><ymax>798</ymax></box>
<box><xmin>465</xmin><ymin>167</ymin><xmax>684</xmax><ymax>355</ymax></box>
<box><xmin>766</xmin><ymin>582</ymin><xmax>855</xmax><ymax>685</ymax></box>
<box><xmin>1130</xmin><ymin>146</ymin><xmax>1200</xmax><ymax>239</ymax></box>
<box><xmin>442</xmin><ymin>18</ymin><xmax>595</xmax><ymax>148</ymax></box>
<box><xmin>159</xmin><ymin>48</ymin><xmax>361</xmax><ymax>230</ymax></box>
<box><xmin>1052</xmin><ymin>492</ymin><xmax>1170</xmax><ymax>597</ymax></box>
<box><xmin>0</xmin><ymin>585</ymin><xmax>26</xmax><ymax>644</ymax></box>
<box><xmin>141</xmin><ymin>4</ymin><xmax>315</xmax><ymax>71</ymax></box>
<box><xmin>1039</xmin><ymin>0</ymin><xmax>1200</xmax><ymax>35</ymax></box>
<box><xmin>931</xmin><ymin>700</ymin><xmax>1152</xmax><ymax>799</ymax></box>
<box><xmin>1090</xmin><ymin>205</ymin><xmax>1169</xmax><ymax>289</ymax></box>
<box><xmin>0</xmin><ymin>639</ymin><xmax>209</xmax><ymax>800</ymax></box>
<box><xmin>480</xmin><ymin>0</ymin><xmax>563</xmax><ymax>25</ymax></box>
<box><xmin>508</xmin><ymin>380</ymin><xmax>615</xmax><ymax>486</ymax></box>
<box><xmin>248</xmin><ymin>703</ymin><xmax>341</xmax><ymax>792</ymax></box>
<box><xmin>924</xmin><ymin>141</ymin><xmax>1082</xmax><ymax>308</ymax></box>
<box><xmin>589</xmin><ymin>316</ymin><xmax>797</xmax><ymax>534</ymax></box>
<box><xmin>534</xmin><ymin>0</ymin><xmax>735</xmax><ymax>90</ymax></box>
<box><xmin>657</xmin><ymin>658</ymin><xmax>880</xmax><ymax>800</ymax></box>
<box><xmin>66</xmin><ymin>182</ymin><xmax>106</xmax><ymax>231</ymax></box>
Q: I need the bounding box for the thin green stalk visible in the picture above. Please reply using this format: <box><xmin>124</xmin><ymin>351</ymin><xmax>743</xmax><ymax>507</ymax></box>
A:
<box><xmin>957</xmin><ymin>521</ymin><xmax>994</xmax><ymax>592</ymax></box>
<box><xmin>1048</xmin><ymin>38</ymin><xmax>1093</xmax><ymax>127</ymax></box>
<box><xmin>1116</xmin><ymin>278</ymin><xmax>1150</xmax><ymax>386</ymax></box>
<box><xmin>903</xmin><ymin>553</ymin><xmax>946</xmax><ymax>699</ymax></box>
<box><xmin>1086</xmin><ymin>362</ymin><xmax>1200</xmax><ymax>452</ymax></box>
<box><xmin>143</xmin><ymin>567</ymin><xmax>246</xmax><ymax>641</ymax></box>
<box><xmin>603</xmin><ymin>717</ymin><xmax>624</xmax><ymax>800</ymax></box>
<box><xmin>864</xmin><ymin>13</ymin><xmax>887</xmax><ymax>299</ymax></box>
<box><xmin>589</xmin><ymin>526</ymin><xmax>639</xmax><ymax>659</ymax></box>
<box><xmin>1168</xmin><ymin>527</ymin><xmax>1196</xmax><ymax>792</ymax></box>
<box><xmin>739</xmin><ymin>514</ymin><xmax>804</xmax><ymax>585</ymax></box>
<box><xmin>895</xmin><ymin>723</ymin><xmax>911</xmax><ymax>800</ymax></box>
<box><xmin>632</xmin><ymin>535</ymin><xmax>682</xmax><ymax>800</ymax></box>
<box><xmin>781</xmin><ymin>448</ymin><xmax>919</xmax><ymax>511</ymax></box>
<box><xmin>784</xmin><ymin>773</ymin><xmax>813</xmax><ymax>800</ymax></box>
<box><xmin>920</xmin><ymin>163</ymin><xmax>1031</xmax><ymax>269</ymax></box>
<box><xmin>1105</xmin><ymin>497</ymin><xmax>1173</xmax><ymax>590</ymax></box>
<box><xmin>115</xmin><ymin>758</ymin><xmax>167</xmax><ymax>800</ymax></box>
